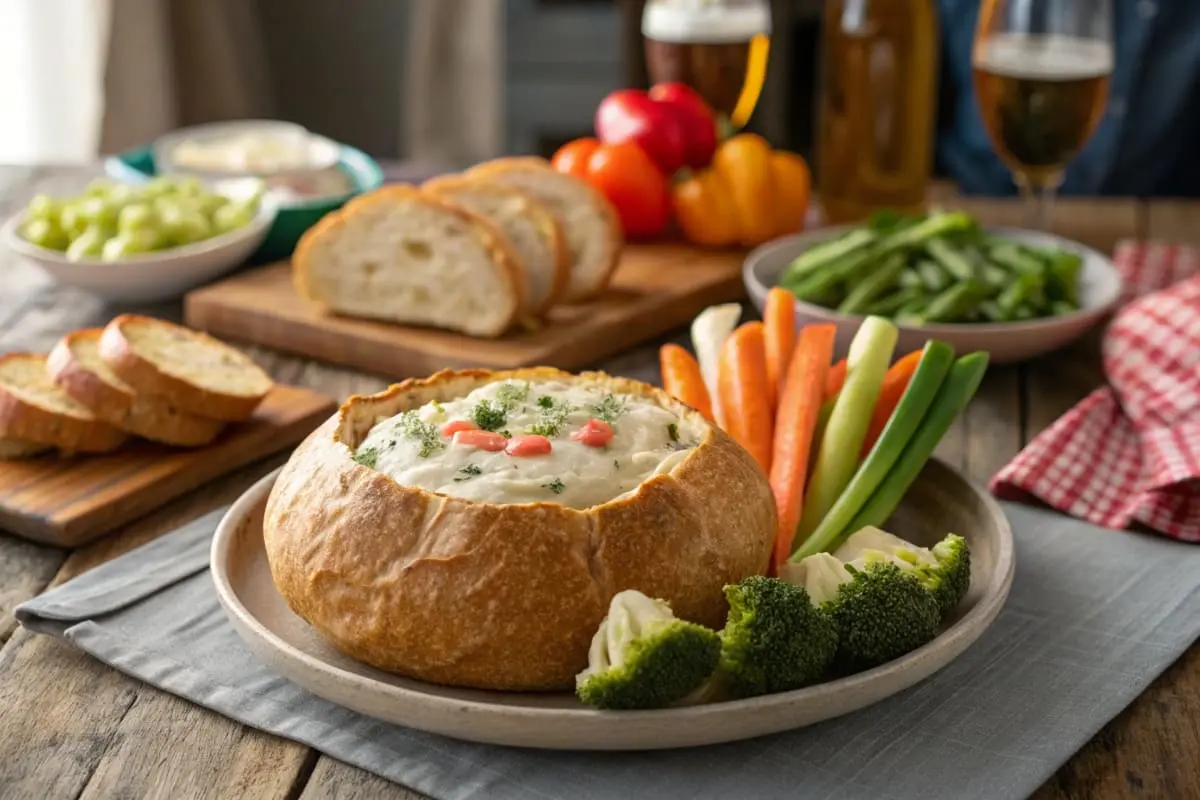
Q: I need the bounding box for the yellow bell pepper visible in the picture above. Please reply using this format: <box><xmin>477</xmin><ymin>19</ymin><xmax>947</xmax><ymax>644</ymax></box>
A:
<box><xmin>672</xmin><ymin>133</ymin><xmax>811</xmax><ymax>249</ymax></box>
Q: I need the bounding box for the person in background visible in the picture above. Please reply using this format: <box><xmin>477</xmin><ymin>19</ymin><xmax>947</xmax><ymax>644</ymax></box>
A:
<box><xmin>936</xmin><ymin>0</ymin><xmax>1200</xmax><ymax>196</ymax></box>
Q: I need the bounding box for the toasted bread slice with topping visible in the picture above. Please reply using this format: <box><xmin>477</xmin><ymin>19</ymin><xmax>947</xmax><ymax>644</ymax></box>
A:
<box><xmin>49</xmin><ymin>329</ymin><xmax>226</xmax><ymax>447</ymax></box>
<box><xmin>0</xmin><ymin>436</ymin><xmax>50</xmax><ymax>460</ymax></box>
<box><xmin>422</xmin><ymin>176</ymin><xmax>570</xmax><ymax>316</ymax></box>
<box><xmin>98</xmin><ymin>315</ymin><xmax>274</xmax><ymax>422</ymax></box>
<box><xmin>465</xmin><ymin>157</ymin><xmax>623</xmax><ymax>303</ymax></box>
<box><xmin>0</xmin><ymin>353</ymin><xmax>127</xmax><ymax>454</ymax></box>
<box><xmin>293</xmin><ymin>185</ymin><xmax>527</xmax><ymax>338</ymax></box>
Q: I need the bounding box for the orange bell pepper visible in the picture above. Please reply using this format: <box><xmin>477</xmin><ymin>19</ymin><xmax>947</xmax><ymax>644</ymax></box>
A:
<box><xmin>672</xmin><ymin>133</ymin><xmax>811</xmax><ymax>249</ymax></box>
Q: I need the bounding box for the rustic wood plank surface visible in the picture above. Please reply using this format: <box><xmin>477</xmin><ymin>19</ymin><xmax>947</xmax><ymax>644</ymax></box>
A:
<box><xmin>0</xmin><ymin>383</ymin><xmax>336</xmax><ymax>547</ymax></box>
<box><xmin>183</xmin><ymin>244</ymin><xmax>747</xmax><ymax>380</ymax></box>
<box><xmin>0</xmin><ymin>165</ymin><xmax>1195</xmax><ymax>800</ymax></box>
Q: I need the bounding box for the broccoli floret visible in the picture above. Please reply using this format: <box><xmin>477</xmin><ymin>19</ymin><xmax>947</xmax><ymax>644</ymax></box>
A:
<box><xmin>713</xmin><ymin>575</ymin><xmax>839</xmax><ymax>698</ymax></box>
<box><xmin>834</xmin><ymin>527</ymin><xmax>971</xmax><ymax>619</ymax></box>
<box><xmin>786</xmin><ymin>550</ymin><xmax>940</xmax><ymax>674</ymax></box>
<box><xmin>575</xmin><ymin>590</ymin><xmax>720</xmax><ymax>710</ymax></box>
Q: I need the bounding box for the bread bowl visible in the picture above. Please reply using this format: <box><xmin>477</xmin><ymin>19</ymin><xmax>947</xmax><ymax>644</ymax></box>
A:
<box><xmin>263</xmin><ymin>367</ymin><xmax>776</xmax><ymax>691</ymax></box>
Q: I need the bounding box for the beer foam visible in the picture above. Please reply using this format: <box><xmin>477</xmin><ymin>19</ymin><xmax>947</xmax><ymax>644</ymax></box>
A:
<box><xmin>974</xmin><ymin>34</ymin><xmax>1114</xmax><ymax>81</ymax></box>
<box><xmin>642</xmin><ymin>1</ymin><xmax>771</xmax><ymax>44</ymax></box>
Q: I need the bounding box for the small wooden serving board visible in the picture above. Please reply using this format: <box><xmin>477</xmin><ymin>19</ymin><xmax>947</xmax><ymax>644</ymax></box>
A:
<box><xmin>0</xmin><ymin>384</ymin><xmax>336</xmax><ymax>547</ymax></box>
<box><xmin>183</xmin><ymin>243</ymin><xmax>747</xmax><ymax>379</ymax></box>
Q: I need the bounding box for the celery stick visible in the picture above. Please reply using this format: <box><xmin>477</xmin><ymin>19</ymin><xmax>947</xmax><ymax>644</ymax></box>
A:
<box><xmin>791</xmin><ymin>340</ymin><xmax>956</xmax><ymax>559</ymax></box>
<box><xmin>795</xmin><ymin>316</ymin><xmax>898</xmax><ymax>541</ymax></box>
<box><xmin>840</xmin><ymin>352</ymin><xmax>990</xmax><ymax>533</ymax></box>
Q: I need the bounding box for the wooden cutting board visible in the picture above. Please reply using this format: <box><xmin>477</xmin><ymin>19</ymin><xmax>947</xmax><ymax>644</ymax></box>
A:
<box><xmin>182</xmin><ymin>243</ymin><xmax>747</xmax><ymax>379</ymax></box>
<box><xmin>0</xmin><ymin>384</ymin><xmax>336</xmax><ymax>547</ymax></box>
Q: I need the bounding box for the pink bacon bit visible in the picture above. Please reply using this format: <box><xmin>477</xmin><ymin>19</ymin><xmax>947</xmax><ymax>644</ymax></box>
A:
<box><xmin>453</xmin><ymin>429</ymin><xmax>507</xmax><ymax>451</ymax></box>
<box><xmin>441</xmin><ymin>419</ymin><xmax>478</xmax><ymax>437</ymax></box>
<box><xmin>571</xmin><ymin>418</ymin><xmax>614</xmax><ymax>448</ymax></box>
<box><xmin>505</xmin><ymin>434</ymin><xmax>553</xmax><ymax>457</ymax></box>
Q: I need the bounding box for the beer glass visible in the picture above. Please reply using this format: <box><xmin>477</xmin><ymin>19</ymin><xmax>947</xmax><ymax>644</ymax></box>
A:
<box><xmin>642</xmin><ymin>0</ymin><xmax>771</xmax><ymax>128</ymax></box>
<box><xmin>972</xmin><ymin>0</ymin><xmax>1114</xmax><ymax>230</ymax></box>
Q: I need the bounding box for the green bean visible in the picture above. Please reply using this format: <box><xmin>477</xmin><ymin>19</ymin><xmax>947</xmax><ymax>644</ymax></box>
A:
<box><xmin>782</xmin><ymin>228</ymin><xmax>877</xmax><ymax>284</ymax></box>
<box><xmin>838</xmin><ymin>253</ymin><xmax>907</xmax><ymax>314</ymax></box>
<box><xmin>915</xmin><ymin>258</ymin><xmax>951</xmax><ymax>292</ymax></box>
<box><xmin>926</xmin><ymin>237</ymin><xmax>977</xmax><ymax>282</ymax></box>
<box><xmin>898</xmin><ymin>267</ymin><xmax>924</xmax><ymax>290</ymax></box>
<box><xmin>867</xmin><ymin>286</ymin><xmax>925</xmax><ymax>315</ymax></box>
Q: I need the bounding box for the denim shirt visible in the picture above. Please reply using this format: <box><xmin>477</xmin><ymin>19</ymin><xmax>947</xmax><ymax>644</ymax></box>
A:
<box><xmin>937</xmin><ymin>0</ymin><xmax>1200</xmax><ymax>196</ymax></box>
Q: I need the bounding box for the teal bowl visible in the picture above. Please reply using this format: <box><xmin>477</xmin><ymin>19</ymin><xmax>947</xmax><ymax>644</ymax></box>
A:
<box><xmin>104</xmin><ymin>143</ymin><xmax>385</xmax><ymax>263</ymax></box>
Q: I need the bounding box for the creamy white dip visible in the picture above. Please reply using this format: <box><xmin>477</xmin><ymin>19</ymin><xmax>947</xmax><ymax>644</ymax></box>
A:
<box><xmin>353</xmin><ymin>379</ymin><xmax>708</xmax><ymax>509</ymax></box>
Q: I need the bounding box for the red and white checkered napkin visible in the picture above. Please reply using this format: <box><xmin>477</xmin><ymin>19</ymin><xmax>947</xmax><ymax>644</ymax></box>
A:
<box><xmin>991</xmin><ymin>241</ymin><xmax>1200</xmax><ymax>541</ymax></box>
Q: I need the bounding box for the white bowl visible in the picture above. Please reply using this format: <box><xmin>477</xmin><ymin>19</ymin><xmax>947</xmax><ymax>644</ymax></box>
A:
<box><xmin>744</xmin><ymin>226</ymin><xmax>1124</xmax><ymax>364</ymax></box>
<box><xmin>1</xmin><ymin>198</ymin><xmax>277</xmax><ymax>304</ymax></box>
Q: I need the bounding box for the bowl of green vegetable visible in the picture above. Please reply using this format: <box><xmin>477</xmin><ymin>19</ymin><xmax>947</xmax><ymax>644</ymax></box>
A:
<box><xmin>1</xmin><ymin>176</ymin><xmax>277</xmax><ymax>304</ymax></box>
<box><xmin>743</xmin><ymin>211</ymin><xmax>1124</xmax><ymax>364</ymax></box>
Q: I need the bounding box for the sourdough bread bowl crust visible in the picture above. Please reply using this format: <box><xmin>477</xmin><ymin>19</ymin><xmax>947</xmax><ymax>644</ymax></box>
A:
<box><xmin>263</xmin><ymin>367</ymin><xmax>776</xmax><ymax>691</ymax></box>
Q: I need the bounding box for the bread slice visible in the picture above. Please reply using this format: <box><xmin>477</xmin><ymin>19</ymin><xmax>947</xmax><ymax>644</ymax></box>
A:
<box><xmin>0</xmin><ymin>436</ymin><xmax>50</xmax><ymax>459</ymax></box>
<box><xmin>97</xmin><ymin>315</ymin><xmax>274</xmax><ymax>422</ymax></box>
<box><xmin>465</xmin><ymin>157</ymin><xmax>623</xmax><ymax>303</ymax></box>
<box><xmin>422</xmin><ymin>176</ymin><xmax>570</xmax><ymax>316</ymax></box>
<box><xmin>0</xmin><ymin>354</ymin><xmax>127</xmax><ymax>454</ymax></box>
<box><xmin>293</xmin><ymin>185</ymin><xmax>528</xmax><ymax>338</ymax></box>
<box><xmin>48</xmin><ymin>329</ymin><xmax>226</xmax><ymax>447</ymax></box>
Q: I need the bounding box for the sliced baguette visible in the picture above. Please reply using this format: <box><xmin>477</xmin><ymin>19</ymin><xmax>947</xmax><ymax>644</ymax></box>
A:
<box><xmin>98</xmin><ymin>315</ymin><xmax>274</xmax><ymax>422</ymax></box>
<box><xmin>49</xmin><ymin>329</ymin><xmax>226</xmax><ymax>447</ymax></box>
<box><xmin>293</xmin><ymin>185</ymin><xmax>527</xmax><ymax>338</ymax></box>
<box><xmin>0</xmin><ymin>436</ymin><xmax>50</xmax><ymax>460</ymax></box>
<box><xmin>465</xmin><ymin>157</ymin><xmax>623</xmax><ymax>303</ymax></box>
<box><xmin>422</xmin><ymin>175</ymin><xmax>570</xmax><ymax>315</ymax></box>
<box><xmin>0</xmin><ymin>353</ymin><xmax>127</xmax><ymax>454</ymax></box>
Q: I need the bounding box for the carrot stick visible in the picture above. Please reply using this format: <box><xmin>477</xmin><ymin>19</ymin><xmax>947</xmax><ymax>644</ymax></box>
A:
<box><xmin>769</xmin><ymin>323</ymin><xmax>836</xmax><ymax>573</ymax></box>
<box><xmin>860</xmin><ymin>349</ymin><xmax>924</xmax><ymax>457</ymax></box>
<box><xmin>825</xmin><ymin>358</ymin><xmax>847</xmax><ymax>400</ymax></box>
<box><xmin>762</xmin><ymin>287</ymin><xmax>796</xmax><ymax>412</ymax></box>
<box><xmin>717</xmin><ymin>322</ymin><xmax>774</xmax><ymax>474</ymax></box>
<box><xmin>659</xmin><ymin>344</ymin><xmax>714</xmax><ymax>421</ymax></box>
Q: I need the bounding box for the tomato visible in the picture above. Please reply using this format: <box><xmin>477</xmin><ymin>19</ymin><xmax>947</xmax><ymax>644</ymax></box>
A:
<box><xmin>551</xmin><ymin>138</ymin><xmax>671</xmax><ymax>239</ymax></box>
<box><xmin>549</xmin><ymin>137</ymin><xmax>599</xmax><ymax>182</ymax></box>
<box><xmin>453</xmin><ymin>430</ymin><xmax>507</xmax><ymax>452</ymax></box>
<box><xmin>570</xmin><ymin>418</ymin><xmax>614</xmax><ymax>448</ymax></box>
<box><xmin>505</xmin><ymin>435</ymin><xmax>553</xmax><ymax>457</ymax></box>
<box><xmin>441</xmin><ymin>420</ymin><xmax>478</xmax><ymax>437</ymax></box>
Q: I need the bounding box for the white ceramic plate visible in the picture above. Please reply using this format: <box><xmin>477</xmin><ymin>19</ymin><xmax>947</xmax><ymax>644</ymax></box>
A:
<box><xmin>211</xmin><ymin>460</ymin><xmax>1015</xmax><ymax>751</ymax></box>
<box><xmin>1</xmin><ymin>197</ymin><xmax>277</xmax><ymax>304</ymax></box>
<box><xmin>744</xmin><ymin>226</ymin><xmax>1124</xmax><ymax>364</ymax></box>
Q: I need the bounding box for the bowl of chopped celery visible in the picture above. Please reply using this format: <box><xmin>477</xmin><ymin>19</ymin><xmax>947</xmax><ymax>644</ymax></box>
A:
<box><xmin>743</xmin><ymin>211</ymin><xmax>1124</xmax><ymax>364</ymax></box>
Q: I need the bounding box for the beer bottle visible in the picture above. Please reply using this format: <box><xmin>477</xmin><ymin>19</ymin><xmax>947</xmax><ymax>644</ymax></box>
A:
<box><xmin>815</xmin><ymin>0</ymin><xmax>939</xmax><ymax>223</ymax></box>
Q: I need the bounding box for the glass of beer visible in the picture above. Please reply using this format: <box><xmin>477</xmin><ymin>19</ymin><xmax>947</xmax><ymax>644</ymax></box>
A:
<box><xmin>641</xmin><ymin>0</ymin><xmax>771</xmax><ymax>128</ymax></box>
<box><xmin>972</xmin><ymin>0</ymin><xmax>1114</xmax><ymax>230</ymax></box>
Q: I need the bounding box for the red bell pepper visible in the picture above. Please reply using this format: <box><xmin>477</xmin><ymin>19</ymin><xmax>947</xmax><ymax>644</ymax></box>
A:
<box><xmin>594</xmin><ymin>83</ymin><xmax>718</xmax><ymax>176</ymax></box>
<box><xmin>648</xmin><ymin>82</ymin><xmax>719</xmax><ymax>170</ymax></box>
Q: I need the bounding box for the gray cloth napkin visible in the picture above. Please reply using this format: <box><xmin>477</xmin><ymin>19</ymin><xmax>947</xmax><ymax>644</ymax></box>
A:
<box><xmin>15</xmin><ymin>504</ymin><xmax>1200</xmax><ymax>800</ymax></box>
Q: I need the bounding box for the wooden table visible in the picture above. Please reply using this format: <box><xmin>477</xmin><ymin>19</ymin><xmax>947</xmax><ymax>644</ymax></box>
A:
<box><xmin>0</xmin><ymin>165</ymin><xmax>1196</xmax><ymax>799</ymax></box>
